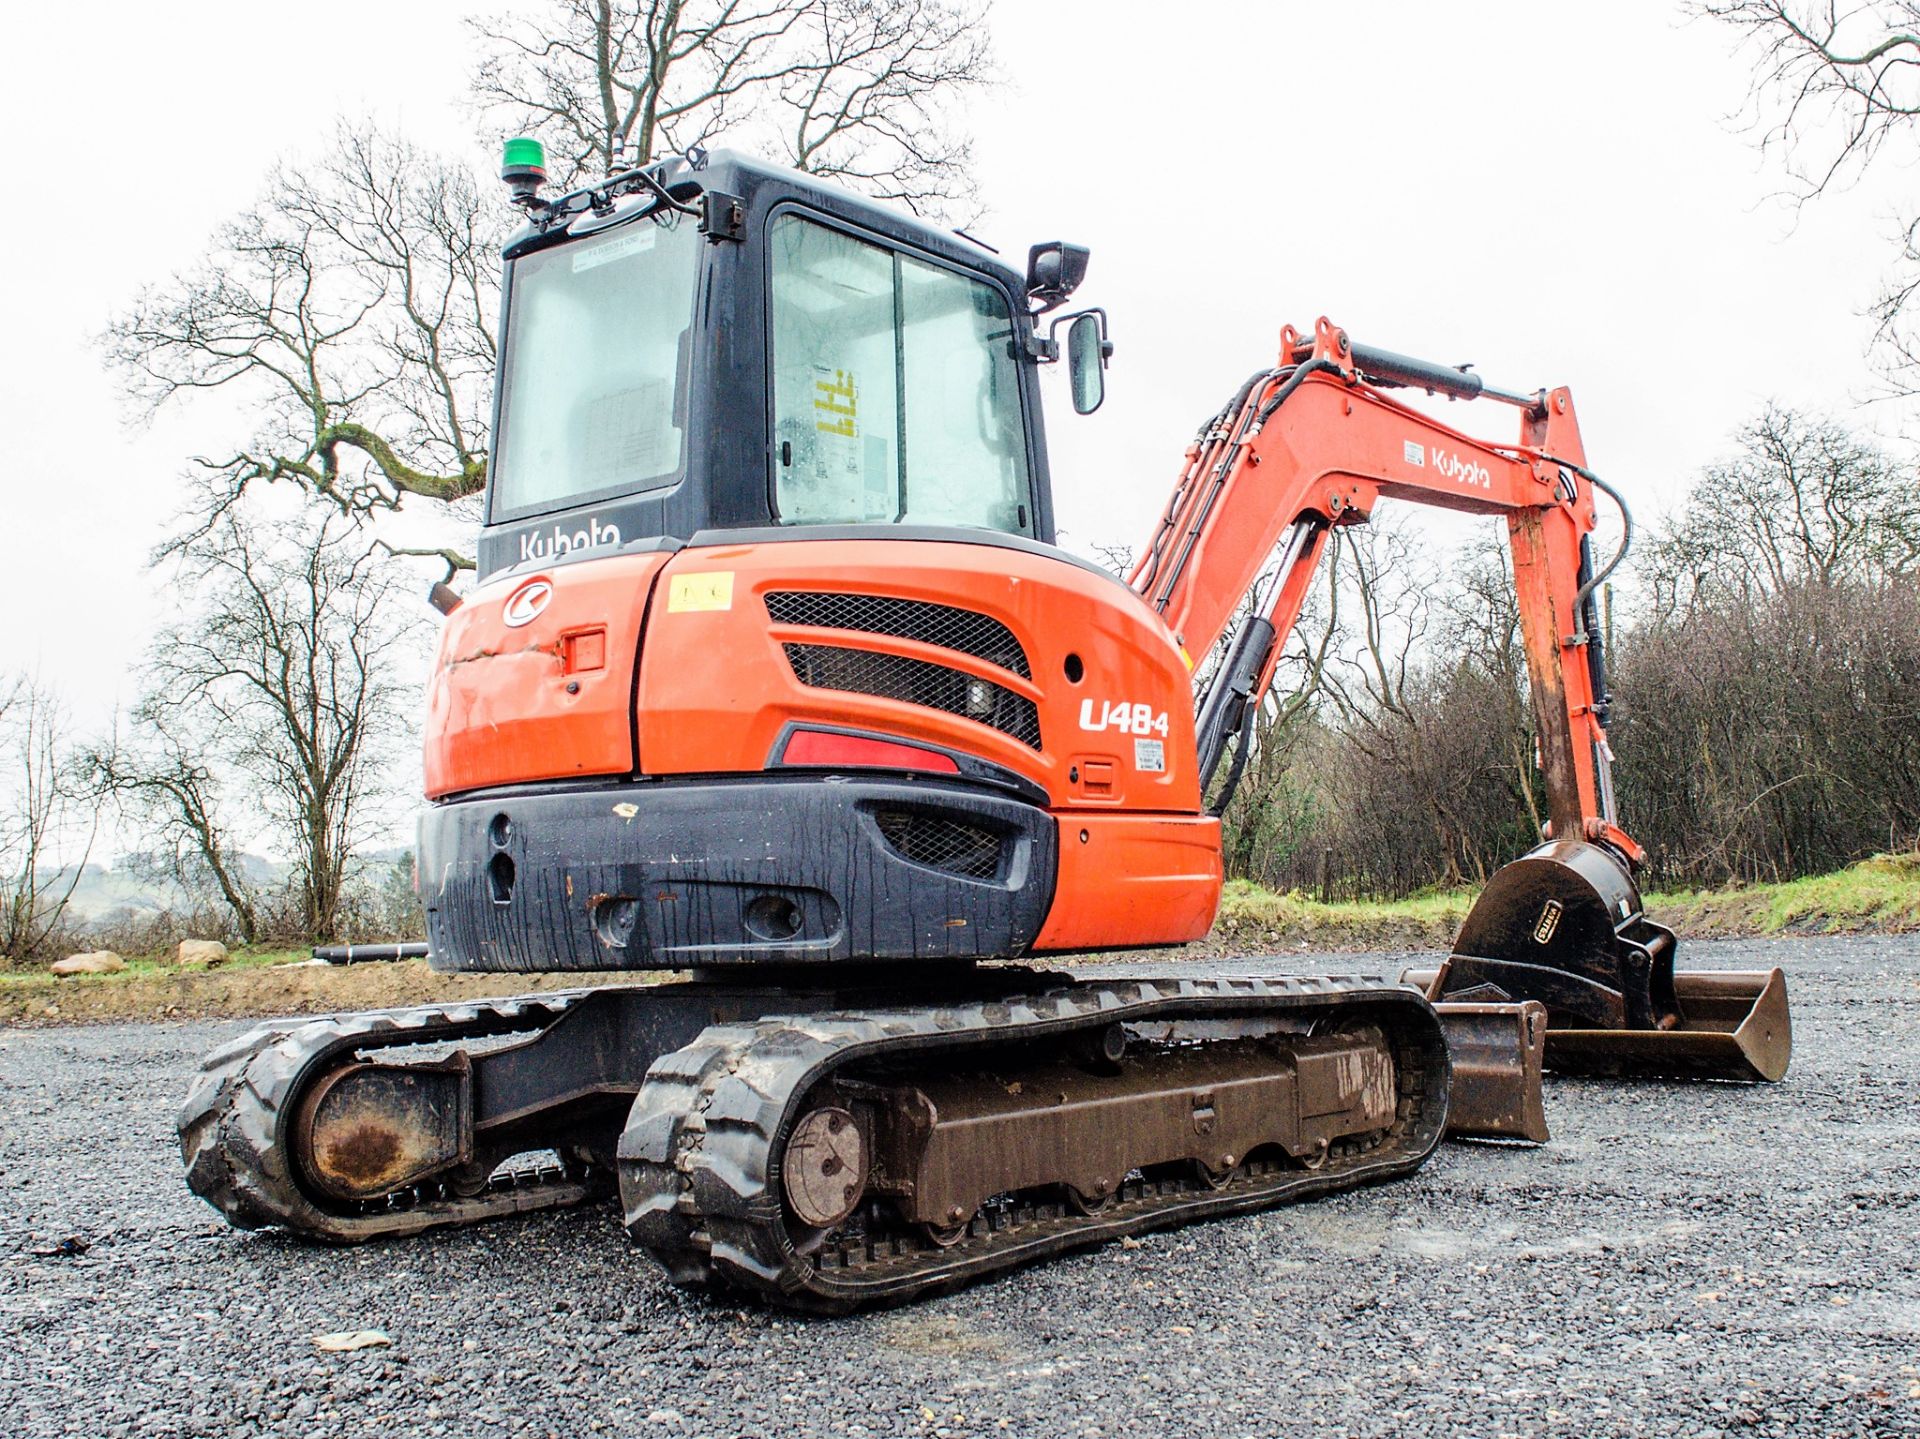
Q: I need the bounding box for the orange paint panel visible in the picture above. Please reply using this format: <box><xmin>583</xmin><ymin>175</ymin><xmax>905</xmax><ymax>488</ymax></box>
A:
<box><xmin>1033</xmin><ymin>812</ymin><xmax>1223</xmax><ymax>952</ymax></box>
<box><xmin>424</xmin><ymin>552</ymin><xmax>669</xmax><ymax>798</ymax></box>
<box><xmin>636</xmin><ymin>540</ymin><xmax>1204</xmax><ymax>811</ymax></box>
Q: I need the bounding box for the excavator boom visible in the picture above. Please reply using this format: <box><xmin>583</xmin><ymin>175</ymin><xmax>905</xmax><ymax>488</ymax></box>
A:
<box><xmin>1138</xmin><ymin>316</ymin><xmax>1789</xmax><ymax>1084</ymax></box>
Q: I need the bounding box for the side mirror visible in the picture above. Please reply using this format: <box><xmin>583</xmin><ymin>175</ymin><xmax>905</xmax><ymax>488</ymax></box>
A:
<box><xmin>1066</xmin><ymin>311</ymin><xmax>1109</xmax><ymax>415</ymax></box>
<box><xmin>1026</xmin><ymin>241</ymin><xmax>1090</xmax><ymax>311</ymax></box>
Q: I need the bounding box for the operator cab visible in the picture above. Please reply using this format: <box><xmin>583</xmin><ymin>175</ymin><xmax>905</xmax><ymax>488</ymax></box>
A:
<box><xmin>481</xmin><ymin>149</ymin><xmax>1103</xmax><ymax>578</ymax></box>
<box><xmin>422</xmin><ymin>144</ymin><xmax>1186</xmax><ymax>973</ymax></box>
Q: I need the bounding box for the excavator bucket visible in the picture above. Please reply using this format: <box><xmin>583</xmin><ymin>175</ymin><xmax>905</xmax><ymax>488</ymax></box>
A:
<box><xmin>1403</xmin><ymin>839</ymin><xmax>1792</xmax><ymax>1084</ymax></box>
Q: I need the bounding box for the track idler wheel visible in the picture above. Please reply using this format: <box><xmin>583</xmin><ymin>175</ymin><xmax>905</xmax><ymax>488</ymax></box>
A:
<box><xmin>292</xmin><ymin>1056</ymin><xmax>472</xmax><ymax>1204</ymax></box>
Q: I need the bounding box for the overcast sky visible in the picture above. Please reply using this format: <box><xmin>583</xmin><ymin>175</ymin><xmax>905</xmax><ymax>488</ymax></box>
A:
<box><xmin>0</xmin><ymin>0</ymin><xmax>1901</xmax><ymax>826</ymax></box>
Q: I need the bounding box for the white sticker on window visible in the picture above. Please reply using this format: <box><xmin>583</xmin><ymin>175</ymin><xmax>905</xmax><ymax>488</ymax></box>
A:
<box><xmin>573</xmin><ymin>224</ymin><xmax>658</xmax><ymax>273</ymax></box>
<box><xmin>1134</xmin><ymin>738</ymin><xmax>1166</xmax><ymax>773</ymax></box>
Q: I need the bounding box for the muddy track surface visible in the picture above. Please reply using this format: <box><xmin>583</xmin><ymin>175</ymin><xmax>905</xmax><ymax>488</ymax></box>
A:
<box><xmin>2</xmin><ymin>935</ymin><xmax>1916</xmax><ymax>1439</ymax></box>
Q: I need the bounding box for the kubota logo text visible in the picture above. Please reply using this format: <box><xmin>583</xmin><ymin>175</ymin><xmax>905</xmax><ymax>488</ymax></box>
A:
<box><xmin>1431</xmin><ymin>449</ymin><xmax>1492</xmax><ymax>489</ymax></box>
<box><xmin>518</xmin><ymin>516</ymin><xmax>623</xmax><ymax>562</ymax></box>
<box><xmin>502</xmin><ymin>578</ymin><xmax>554</xmax><ymax>628</ymax></box>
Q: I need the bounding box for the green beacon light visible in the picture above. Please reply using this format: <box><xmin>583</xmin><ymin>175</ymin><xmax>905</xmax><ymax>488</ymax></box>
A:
<box><xmin>501</xmin><ymin>137</ymin><xmax>548</xmax><ymax>208</ymax></box>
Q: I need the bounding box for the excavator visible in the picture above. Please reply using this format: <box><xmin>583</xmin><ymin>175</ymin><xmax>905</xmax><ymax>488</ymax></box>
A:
<box><xmin>178</xmin><ymin>144</ymin><xmax>1791</xmax><ymax>1311</ymax></box>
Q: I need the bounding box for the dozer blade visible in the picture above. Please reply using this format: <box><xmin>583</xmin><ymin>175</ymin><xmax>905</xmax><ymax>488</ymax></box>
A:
<box><xmin>1405</xmin><ymin>839</ymin><xmax>1793</xmax><ymax>1084</ymax></box>
<box><xmin>1423</xmin><ymin>999</ymin><xmax>1549</xmax><ymax>1142</ymax></box>
<box><xmin>1543</xmin><ymin>968</ymin><xmax>1790</xmax><ymax>1082</ymax></box>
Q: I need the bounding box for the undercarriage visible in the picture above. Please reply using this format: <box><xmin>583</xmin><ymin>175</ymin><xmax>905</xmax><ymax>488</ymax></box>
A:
<box><xmin>180</xmin><ymin>971</ymin><xmax>1448</xmax><ymax>1311</ymax></box>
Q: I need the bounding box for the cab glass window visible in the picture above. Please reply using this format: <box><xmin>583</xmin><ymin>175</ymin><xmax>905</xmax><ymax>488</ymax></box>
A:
<box><xmin>768</xmin><ymin>214</ymin><xmax>1031</xmax><ymax>532</ymax></box>
<box><xmin>492</xmin><ymin>212</ymin><xmax>700</xmax><ymax>519</ymax></box>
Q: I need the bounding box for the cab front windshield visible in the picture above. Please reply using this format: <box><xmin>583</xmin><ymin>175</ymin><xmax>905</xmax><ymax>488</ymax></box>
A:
<box><xmin>769</xmin><ymin>214</ymin><xmax>1032</xmax><ymax>533</ymax></box>
<box><xmin>490</xmin><ymin>211</ymin><xmax>700</xmax><ymax>520</ymax></box>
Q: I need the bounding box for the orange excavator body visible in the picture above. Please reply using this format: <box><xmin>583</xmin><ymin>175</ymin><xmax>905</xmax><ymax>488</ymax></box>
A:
<box><xmin>425</xmin><ymin>533</ymin><xmax>1225</xmax><ymax>955</ymax></box>
<box><xmin>178</xmin><ymin>152</ymin><xmax>1789</xmax><ymax>1311</ymax></box>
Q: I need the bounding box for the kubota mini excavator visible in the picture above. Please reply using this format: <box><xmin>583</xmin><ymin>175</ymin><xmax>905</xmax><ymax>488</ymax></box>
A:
<box><xmin>179</xmin><ymin>145</ymin><xmax>1790</xmax><ymax>1311</ymax></box>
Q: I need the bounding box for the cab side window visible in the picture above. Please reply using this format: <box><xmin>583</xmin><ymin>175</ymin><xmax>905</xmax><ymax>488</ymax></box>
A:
<box><xmin>768</xmin><ymin>214</ymin><xmax>1031</xmax><ymax>533</ymax></box>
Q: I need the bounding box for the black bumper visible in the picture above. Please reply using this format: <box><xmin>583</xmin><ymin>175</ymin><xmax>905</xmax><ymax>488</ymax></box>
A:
<box><xmin>419</xmin><ymin>776</ymin><xmax>1058</xmax><ymax>972</ymax></box>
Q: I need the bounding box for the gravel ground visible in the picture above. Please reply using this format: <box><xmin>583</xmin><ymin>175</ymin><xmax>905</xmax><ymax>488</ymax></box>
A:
<box><xmin>2</xmin><ymin>935</ymin><xmax>1916</xmax><ymax>1439</ymax></box>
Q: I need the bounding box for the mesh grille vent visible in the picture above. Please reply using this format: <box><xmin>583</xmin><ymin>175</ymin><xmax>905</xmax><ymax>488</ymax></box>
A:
<box><xmin>765</xmin><ymin>591</ymin><xmax>1031</xmax><ymax>679</ymax></box>
<box><xmin>873</xmin><ymin>808</ymin><xmax>1006</xmax><ymax>880</ymax></box>
<box><xmin>782</xmin><ymin>644</ymin><xmax>1042</xmax><ymax>750</ymax></box>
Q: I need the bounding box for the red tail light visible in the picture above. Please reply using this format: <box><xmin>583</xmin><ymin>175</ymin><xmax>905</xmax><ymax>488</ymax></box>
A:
<box><xmin>780</xmin><ymin>729</ymin><xmax>960</xmax><ymax>774</ymax></box>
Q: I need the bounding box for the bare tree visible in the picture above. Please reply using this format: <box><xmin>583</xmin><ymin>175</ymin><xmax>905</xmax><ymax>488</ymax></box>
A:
<box><xmin>1222</xmin><ymin>519</ymin><xmax>1550</xmax><ymax>896</ymax></box>
<box><xmin>90</xmin><ymin>707</ymin><xmax>263</xmax><ymax>945</ymax></box>
<box><xmin>1643</xmin><ymin>402</ymin><xmax>1920</xmax><ymax>609</ymax></box>
<box><xmin>1215</xmin><ymin>537</ymin><xmax>1344</xmax><ymax>880</ymax></box>
<box><xmin>1320</xmin><ymin>521</ymin><xmax>1434</xmax><ymax>737</ymax></box>
<box><xmin>1615</xmin><ymin>578</ymin><xmax>1920</xmax><ymax>884</ymax></box>
<box><xmin>111</xmin><ymin>4</ymin><xmax>996</xmax><ymax>566</ymax></box>
<box><xmin>1436</xmin><ymin>535</ymin><xmax>1543</xmax><ymax>836</ymax></box>
<box><xmin>0</xmin><ymin>678</ymin><xmax>97</xmax><ymax>963</ymax></box>
<box><xmin>92</xmin><ymin>506</ymin><xmax>415</xmax><ymax>945</ymax></box>
<box><xmin>471</xmin><ymin>0</ymin><xmax>995</xmax><ymax>212</ymax></box>
<box><xmin>106</xmin><ymin>125</ymin><xmax>499</xmax><ymax>575</ymax></box>
<box><xmin>1695</xmin><ymin>3</ymin><xmax>1920</xmax><ymax>386</ymax></box>
<box><xmin>1695</xmin><ymin>1</ymin><xmax>1920</xmax><ymax>196</ymax></box>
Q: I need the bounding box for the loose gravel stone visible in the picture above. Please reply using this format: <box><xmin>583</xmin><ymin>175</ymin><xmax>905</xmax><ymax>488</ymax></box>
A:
<box><xmin>0</xmin><ymin>935</ymin><xmax>1914</xmax><ymax>1437</ymax></box>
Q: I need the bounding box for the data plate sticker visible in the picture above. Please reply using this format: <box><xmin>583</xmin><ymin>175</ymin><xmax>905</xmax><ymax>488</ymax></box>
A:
<box><xmin>573</xmin><ymin>224</ymin><xmax>658</xmax><ymax>272</ymax></box>
<box><xmin>667</xmin><ymin>571</ymin><xmax>734</xmax><ymax>612</ymax></box>
<box><xmin>1134</xmin><ymin>738</ymin><xmax>1166</xmax><ymax>773</ymax></box>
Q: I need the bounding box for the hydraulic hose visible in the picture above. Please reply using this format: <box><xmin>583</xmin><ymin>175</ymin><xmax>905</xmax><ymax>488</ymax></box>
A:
<box><xmin>1254</xmin><ymin>358</ymin><xmax>1344</xmax><ymax>426</ymax></box>
<box><xmin>1152</xmin><ymin>360</ymin><xmax>1345</xmax><ymax>618</ymax></box>
<box><xmin>1544</xmin><ymin>456</ymin><xmax>1634</xmax><ymax>612</ymax></box>
<box><xmin>1207</xmin><ymin>694</ymin><xmax>1261</xmax><ymax>819</ymax></box>
<box><xmin>1134</xmin><ymin>370</ymin><xmax>1274</xmax><ymax>595</ymax></box>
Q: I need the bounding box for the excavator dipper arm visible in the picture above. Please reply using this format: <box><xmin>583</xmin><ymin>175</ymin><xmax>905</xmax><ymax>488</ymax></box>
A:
<box><xmin>1134</xmin><ymin>317</ymin><xmax>1789</xmax><ymax>1085</ymax></box>
<box><xmin>1134</xmin><ymin>317</ymin><xmax>1622</xmax><ymax>850</ymax></box>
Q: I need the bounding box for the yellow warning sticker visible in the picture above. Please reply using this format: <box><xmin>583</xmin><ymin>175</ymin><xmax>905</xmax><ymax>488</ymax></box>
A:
<box><xmin>813</xmin><ymin>368</ymin><xmax>857</xmax><ymax>437</ymax></box>
<box><xmin>667</xmin><ymin>572</ymin><xmax>734</xmax><ymax>613</ymax></box>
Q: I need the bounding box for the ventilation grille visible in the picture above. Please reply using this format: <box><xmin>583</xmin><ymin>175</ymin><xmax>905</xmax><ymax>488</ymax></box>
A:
<box><xmin>765</xmin><ymin>591</ymin><xmax>1031</xmax><ymax>679</ymax></box>
<box><xmin>783</xmin><ymin>644</ymin><xmax>1042</xmax><ymax>750</ymax></box>
<box><xmin>873</xmin><ymin>808</ymin><xmax>1005</xmax><ymax>880</ymax></box>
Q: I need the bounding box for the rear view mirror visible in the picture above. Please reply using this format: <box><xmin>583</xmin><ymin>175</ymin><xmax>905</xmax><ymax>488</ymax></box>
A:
<box><xmin>1066</xmin><ymin>312</ymin><xmax>1108</xmax><ymax>415</ymax></box>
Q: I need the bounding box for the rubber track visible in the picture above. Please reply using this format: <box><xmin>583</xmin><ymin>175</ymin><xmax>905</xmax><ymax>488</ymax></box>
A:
<box><xmin>178</xmin><ymin>991</ymin><xmax>610</xmax><ymax>1242</ymax></box>
<box><xmin>617</xmin><ymin>974</ymin><xmax>1449</xmax><ymax>1312</ymax></box>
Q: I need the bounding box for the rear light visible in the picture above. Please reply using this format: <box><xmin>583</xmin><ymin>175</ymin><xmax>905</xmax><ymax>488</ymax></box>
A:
<box><xmin>781</xmin><ymin>729</ymin><xmax>960</xmax><ymax>775</ymax></box>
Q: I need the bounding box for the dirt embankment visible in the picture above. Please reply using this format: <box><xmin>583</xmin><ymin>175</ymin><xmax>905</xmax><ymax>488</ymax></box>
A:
<box><xmin>0</xmin><ymin>961</ymin><xmax>660</xmax><ymax>1028</ymax></box>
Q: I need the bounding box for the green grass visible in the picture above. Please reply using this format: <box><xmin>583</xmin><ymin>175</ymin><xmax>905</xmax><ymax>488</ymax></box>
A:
<box><xmin>1213</xmin><ymin>850</ymin><xmax>1920</xmax><ymax>947</ymax></box>
<box><xmin>1647</xmin><ymin>850</ymin><xmax>1920</xmax><ymax>936</ymax></box>
<box><xmin>0</xmin><ymin>947</ymin><xmax>308</xmax><ymax>989</ymax></box>
<box><xmin>1212</xmin><ymin>878</ymin><xmax>1471</xmax><ymax>949</ymax></box>
<box><xmin>1218</xmin><ymin>877</ymin><xmax>1475</xmax><ymax>926</ymax></box>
